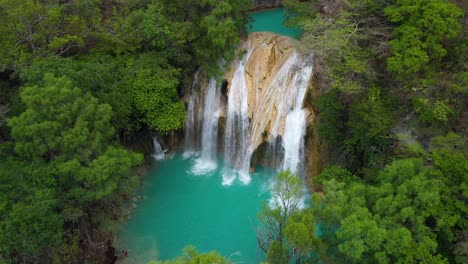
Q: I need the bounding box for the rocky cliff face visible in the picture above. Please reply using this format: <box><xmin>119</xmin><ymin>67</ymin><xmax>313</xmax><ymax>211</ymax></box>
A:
<box><xmin>252</xmin><ymin>0</ymin><xmax>283</xmax><ymax>9</ymax></box>
<box><xmin>185</xmin><ymin>32</ymin><xmax>323</xmax><ymax>180</ymax></box>
<box><xmin>224</xmin><ymin>32</ymin><xmax>314</xmax><ymax>152</ymax></box>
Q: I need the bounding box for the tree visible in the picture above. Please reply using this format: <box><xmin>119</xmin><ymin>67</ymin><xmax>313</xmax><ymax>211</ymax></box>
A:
<box><xmin>8</xmin><ymin>74</ymin><xmax>143</xmax><ymax>216</ymax></box>
<box><xmin>0</xmin><ymin>158</ymin><xmax>63</xmax><ymax>263</ymax></box>
<box><xmin>257</xmin><ymin>171</ymin><xmax>313</xmax><ymax>262</ymax></box>
<box><xmin>194</xmin><ymin>0</ymin><xmax>243</xmax><ymax>73</ymax></box>
<box><xmin>346</xmin><ymin>86</ymin><xmax>394</xmax><ymax>173</ymax></box>
<box><xmin>150</xmin><ymin>246</ymin><xmax>231</xmax><ymax>264</ymax></box>
<box><xmin>0</xmin><ymin>0</ymin><xmax>105</xmax><ymax>70</ymax></box>
<box><xmin>429</xmin><ymin>132</ymin><xmax>468</xmax><ymax>261</ymax></box>
<box><xmin>128</xmin><ymin>60</ymin><xmax>186</xmax><ymax>134</ymax></box>
<box><xmin>265</xmin><ymin>240</ymin><xmax>289</xmax><ymax>264</ymax></box>
<box><xmin>282</xmin><ymin>0</ymin><xmax>466</xmax><ymax>263</ymax></box>
<box><xmin>19</xmin><ymin>55</ymin><xmax>136</xmax><ymax>133</ymax></box>
<box><xmin>384</xmin><ymin>0</ymin><xmax>463</xmax><ymax>76</ymax></box>
<box><xmin>316</xmin><ymin>88</ymin><xmax>344</xmax><ymax>147</ymax></box>
<box><xmin>119</xmin><ymin>0</ymin><xmax>251</xmax><ymax>75</ymax></box>
<box><xmin>257</xmin><ymin>171</ymin><xmax>305</xmax><ymax>251</ymax></box>
<box><xmin>313</xmin><ymin>159</ymin><xmax>456</xmax><ymax>263</ymax></box>
<box><xmin>285</xmin><ymin>209</ymin><xmax>321</xmax><ymax>263</ymax></box>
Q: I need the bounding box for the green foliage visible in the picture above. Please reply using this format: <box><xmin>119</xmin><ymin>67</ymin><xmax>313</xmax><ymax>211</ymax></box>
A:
<box><xmin>0</xmin><ymin>159</ymin><xmax>62</xmax><ymax>263</ymax></box>
<box><xmin>2</xmin><ymin>74</ymin><xmax>143</xmax><ymax>262</ymax></box>
<box><xmin>151</xmin><ymin>246</ymin><xmax>231</xmax><ymax>264</ymax></box>
<box><xmin>257</xmin><ymin>171</ymin><xmax>306</xmax><ymax>252</ymax></box>
<box><xmin>316</xmin><ymin>88</ymin><xmax>344</xmax><ymax>146</ymax></box>
<box><xmin>346</xmin><ymin>87</ymin><xmax>394</xmax><ymax>172</ymax></box>
<box><xmin>0</xmin><ymin>0</ymin><xmax>105</xmax><ymax>70</ymax></box>
<box><xmin>258</xmin><ymin>171</ymin><xmax>321</xmax><ymax>263</ymax></box>
<box><xmin>313</xmin><ymin>159</ymin><xmax>458</xmax><ymax>263</ymax></box>
<box><xmin>265</xmin><ymin>240</ymin><xmax>289</xmax><ymax>264</ymax></box>
<box><xmin>285</xmin><ymin>0</ymin><xmax>381</xmax><ymax>94</ymax></box>
<box><xmin>20</xmin><ymin>55</ymin><xmax>135</xmax><ymax>131</ymax></box>
<box><xmin>129</xmin><ymin>66</ymin><xmax>186</xmax><ymax>134</ymax></box>
<box><xmin>9</xmin><ymin>74</ymin><xmax>143</xmax><ymax>209</ymax></box>
<box><xmin>285</xmin><ymin>209</ymin><xmax>320</xmax><ymax>262</ymax></box>
<box><xmin>119</xmin><ymin>0</ymin><xmax>250</xmax><ymax>74</ymax></box>
<box><xmin>285</xmin><ymin>1</ymin><xmax>466</xmax><ymax>263</ymax></box>
<box><xmin>0</xmin><ymin>0</ymin><xmax>253</xmax><ymax>262</ymax></box>
<box><xmin>2</xmin><ymin>0</ymin><xmax>252</xmax><ymax>137</ymax></box>
<box><xmin>257</xmin><ymin>171</ymin><xmax>304</xmax><ymax>252</ymax></box>
<box><xmin>348</xmin><ymin>87</ymin><xmax>393</xmax><ymax>147</ymax></box>
<box><xmin>385</xmin><ymin>0</ymin><xmax>463</xmax><ymax>75</ymax></box>
<box><xmin>271</xmin><ymin>170</ymin><xmax>306</xmax><ymax>217</ymax></box>
<box><xmin>51</xmin><ymin>230</ymin><xmax>81</xmax><ymax>264</ymax></box>
<box><xmin>413</xmin><ymin>98</ymin><xmax>455</xmax><ymax>126</ymax></box>
<box><xmin>430</xmin><ymin>133</ymin><xmax>468</xmax><ymax>232</ymax></box>
<box><xmin>9</xmin><ymin>74</ymin><xmax>114</xmax><ymax>162</ymax></box>
<box><xmin>284</xmin><ymin>0</ymin><xmax>318</xmax><ymax>28</ymax></box>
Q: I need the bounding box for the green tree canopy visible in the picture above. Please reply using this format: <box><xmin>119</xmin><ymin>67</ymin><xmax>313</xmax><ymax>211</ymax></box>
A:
<box><xmin>128</xmin><ymin>61</ymin><xmax>186</xmax><ymax>134</ymax></box>
<box><xmin>384</xmin><ymin>0</ymin><xmax>463</xmax><ymax>75</ymax></box>
<box><xmin>150</xmin><ymin>245</ymin><xmax>231</xmax><ymax>264</ymax></box>
<box><xmin>313</xmin><ymin>159</ymin><xmax>457</xmax><ymax>263</ymax></box>
<box><xmin>258</xmin><ymin>171</ymin><xmax>320</xmax><ymax>263</ymax></box>
<box><xmin>0</xmin><ymin>158</ymin><xmax>63</xmax><ymax>263</ymax></box>
<box><xmin>8</xmin><ymin>74</ymin><xmax>143</xmax><ymax>216</ymax></box>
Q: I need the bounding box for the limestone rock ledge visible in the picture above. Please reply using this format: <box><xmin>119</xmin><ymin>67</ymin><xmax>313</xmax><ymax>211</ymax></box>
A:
<box><xmin>224</xmin><ymin>32</ymin><xmax>314</xmax><ymax>152</ymax></box>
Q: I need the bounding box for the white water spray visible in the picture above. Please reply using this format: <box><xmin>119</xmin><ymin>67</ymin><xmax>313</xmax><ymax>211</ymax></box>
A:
<box><xmin>152</xmin><ymin>137</ymin><xmax>165</xmax><ymax>160</ymax></box>
<box><xmin>188</xmin><ymin>34</ymin><xmax>314</xmax><ymax>182</ymax></box>
<box><xmin>192</xmin><ymin>78</ymin><xmax>221</xmax><ymax>174</ymax></box>
<box><xmin>183</xmin><ymin>70</ymin><xmax>200</xmax><ymax>159</ymax></box>
<box><xmin>281</xmin><ymin>57</ymin><xmax>313</xmax><ymax>173</ymax></box>
<box><xmin>223</xmin><ymin>46</ymin><xmax>254</xmax><ymax>185</ymax></box>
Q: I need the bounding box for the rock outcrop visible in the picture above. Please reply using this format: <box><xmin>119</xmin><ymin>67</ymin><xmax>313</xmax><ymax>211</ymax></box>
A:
<box><xmin>224</xmin><ymin>32</ymin><xmax>314</xmax><ymax>152</ymax></box>
<box><xmin>252</xmin><ymin>0</ymin><xmax>283</xmax><ymax>9</ymax></box>
<box><xmin>185</xmin><ymin>32</ymin><xmax>322</xmax><ymax>181</ymax></box>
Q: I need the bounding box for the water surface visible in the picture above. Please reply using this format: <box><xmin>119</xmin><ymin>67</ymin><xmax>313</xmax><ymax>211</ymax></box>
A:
<box><xmin>248</xmin><ymin>8</ymin><xmax>301</xmax><ymax>38</ymax></box>
<box><xmin>116</xmin><ymin>153</ymin><xmax>274</xmax><ymax>263</ymax></box>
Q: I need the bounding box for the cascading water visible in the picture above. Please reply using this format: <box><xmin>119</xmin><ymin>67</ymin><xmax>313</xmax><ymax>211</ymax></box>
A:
<box><xmin>192</xmin><ymin>78</ymin><xmax>221</xmax><ymax>174</ymax></box>
<box><xmin>152</xmin><ymin>137</ymin><xmax>165</xmax><ymax>160</ymax></box>
<box><xmin>281</xmin><ymin>57</ymin><xmax>313</xmax><ymax>173</ymax></box>
<box><xmin>185</xmin><ymin>33</ymin><xmax>314</xmax><ymax>183</ymax></box>
<box><xmin>222</xmin><ymin>46</ymin><xmax>254</xmax><ymax>186</ymax></box>
<box><xmin>183</xmin><ymin>70</ymin><xmax>200</xmax><ymax>159</ymax></box>
<box><xmin>282</xmin><ymin>110</ymin><xmax>306</xmax><ymax>173</ymax></box>
<box><xmin>247</xmin><ymin>52</ymin><xmax>300</xmax><ymax>172</ymax></box>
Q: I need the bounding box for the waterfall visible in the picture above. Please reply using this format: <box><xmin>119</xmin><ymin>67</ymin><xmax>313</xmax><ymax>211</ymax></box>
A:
<box><xmin>282</xmin><ymin>110</ymin><xmax>306</xmax><ymax>172</ymax></box>
<box><xmin>281</xmin><ymin>56</ymin><xmax>313</xmax><ymax>173</ymax></box>
<box><xmin>249</xmin><ymin>52</ymin><xmax>299</xmax><ymax>146</ymax></box>
<box><xmin>221</xmin><ymin>36</ymin><xmax>313</xmax><ymax>183</ymax></box>
<box><xmin>192</xmin><ymin>78</ymin><xmax>221</xmax><ymax>174</ymax></box>
<box><xmin>183</xmin><ymin>70</ymin><xmax>200</xmax><ymax>158</ymax></box>
<box><xmin>185</xmin><ymin>33</ymin><xmax>314</xmax><ymax>182</ymax></box>
<box><xmin>222</xmin><ymin>47</ymin><xmax>254</xmax><ymax>186</ymax></box>
<box><xmin>152</xmin><ymin>137</ymin><xmax>165</xmax><ymax>160</ymax></box>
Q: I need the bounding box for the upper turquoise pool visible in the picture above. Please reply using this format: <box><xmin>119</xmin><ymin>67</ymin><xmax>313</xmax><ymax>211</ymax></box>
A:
<box><xmin>248</xmin><ymin>8</ymin><xmax>301</xmax><ymax>38</ymax></box>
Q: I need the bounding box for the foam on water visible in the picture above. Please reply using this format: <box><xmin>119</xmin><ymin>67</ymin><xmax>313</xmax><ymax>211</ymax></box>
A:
<box><xmin>152</xmin><ymin>137</ymin><xmax>165</xmax><ymax>160</ymax></box>
<box><xmin>192</xmin><ymin>78</ymin><xmax>220</xmax><ymax>174</ymax></box>
<box><xmin>116</xmin><ymin>153</ymin><xmax>274</xmax><ymax>263</ymax></box>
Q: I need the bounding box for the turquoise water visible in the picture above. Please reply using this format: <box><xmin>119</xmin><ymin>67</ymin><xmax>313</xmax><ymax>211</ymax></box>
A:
<box><xmin>116</xmin><ymin>153</ymin><xmax>274</xmax><ymax>263</ymax></box>
<box><xmin>248</xmin><ymin>8</ymin><xmax>301</xmax><ymax>38</ymax></box>
<box><xmin>116</xmin><ymin>9</ymin><xmax>304</xmax><ymax>263</ymax></box>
